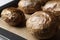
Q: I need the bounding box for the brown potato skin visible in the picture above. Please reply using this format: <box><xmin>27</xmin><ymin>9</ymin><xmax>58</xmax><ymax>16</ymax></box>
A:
<box><xmin>1</xmin><ymin>7</ymin><xmax>25</xmax><ymax>26</ymax></box>
<box><xmin>42</xmin><ymin>1</ymin><xmax>60</xmax><ymax>16</ymax></box>
<box><xmin>42</xmin><ymin>1</ymin><xmax>60</xmax><ymax>30</ymax></box>
<box><xmin>26</xmin><ymin>11</ymin><xmax>57</xmax><ymax>39</ymax></box>
<box><xmin>18</xmin><ymin>0</ymin><xmax>49</xmax><ymax>14</ymax></box>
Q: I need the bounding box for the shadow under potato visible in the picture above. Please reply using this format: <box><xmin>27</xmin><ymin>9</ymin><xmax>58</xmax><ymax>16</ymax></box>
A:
<box><xmin>40</xmin><ymin>29</ymin><xmax>60</xmax><ymax>40</ymax></box>
<box><xmin>11</xmin><ymin>19</ymin><xmax>26</xmax><ymax>28</ymax></box>
<box><xmin>15</xmin><ymin>22</ymin><xmax>26</xmax><ymax>28</ymax></box>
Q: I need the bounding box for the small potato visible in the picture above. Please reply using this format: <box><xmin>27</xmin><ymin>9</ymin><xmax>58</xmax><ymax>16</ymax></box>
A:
<box><xmin>18</xmin><ymin>0</ymin><xmax>49</xmax><ymax>14</ymax></box>
<box><xmin>1</xmin><ymin>7</ymin><xmax>25</xmax><ymax>26</ymax></box>
<box><xmin>42</xmin><ymin>1</ymin><xmax>60</xmax><ymax>16</ymax></box>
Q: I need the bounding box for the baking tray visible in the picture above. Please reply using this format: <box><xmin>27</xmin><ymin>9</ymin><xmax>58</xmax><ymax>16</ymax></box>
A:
<box><xmin>0</xmin><ymin>28</ymin><xmax>26</xmax><ymax>40</ymax></box>
<box><xmin>0</xmin><ymin>0</ymin><xmax>60</xmax><ymax>40</ymax></box>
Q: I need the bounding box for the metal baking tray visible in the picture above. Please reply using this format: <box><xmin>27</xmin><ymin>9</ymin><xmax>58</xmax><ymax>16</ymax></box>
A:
<box><xmin>0</xmin><ymin>28</ymin><xmax>26</xmax><ymax>40</ymax></box>
<box><xmin>0</xmin><ymin>0</ymin><xmax>19</xmax><ymax>13</ymax></box>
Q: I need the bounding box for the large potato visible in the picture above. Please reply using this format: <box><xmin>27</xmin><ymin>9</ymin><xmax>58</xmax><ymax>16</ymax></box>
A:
<box><xmin>26</xmin><ymin>11</ymin><xmax>57</xmax><ymax>39</ymax></box>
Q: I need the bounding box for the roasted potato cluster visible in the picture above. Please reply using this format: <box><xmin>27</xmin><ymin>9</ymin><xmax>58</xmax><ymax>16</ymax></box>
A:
<box><xmin>1</xmin><ymin>0</ymin><xmax>60</xmax><ymax>40</ymax></box>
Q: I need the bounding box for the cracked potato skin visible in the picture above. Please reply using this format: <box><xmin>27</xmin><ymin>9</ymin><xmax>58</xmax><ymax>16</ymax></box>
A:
<box><xmin>1</xmin><ymin>7</ymin><xmax>25</xmax><ymax>26</ymax></box>
<box><xmin>26</xmin><ymin>11</ymin><xmax>57</xmax><ymax>39</ymax></box>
